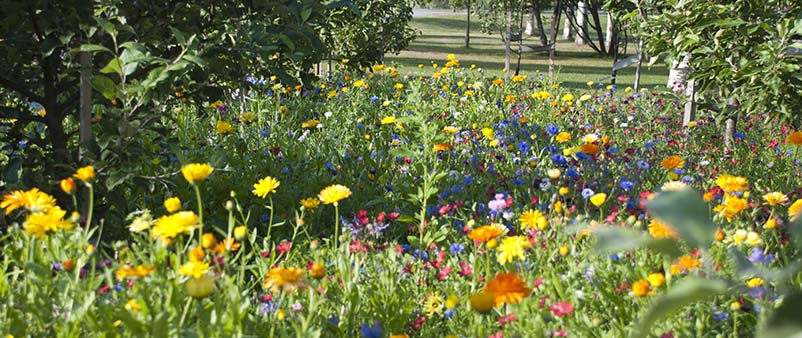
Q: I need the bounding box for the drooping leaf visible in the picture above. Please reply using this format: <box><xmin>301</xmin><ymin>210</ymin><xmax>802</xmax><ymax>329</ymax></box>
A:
<box><xmin>758</xmin><ymin>293</ymin><xmax>802</xmax><ymax>338</ymax></box>
<box><xmin>646</xmin><ymin>189</ymin><xmax>716</xmax><ymax>249</ymax></box>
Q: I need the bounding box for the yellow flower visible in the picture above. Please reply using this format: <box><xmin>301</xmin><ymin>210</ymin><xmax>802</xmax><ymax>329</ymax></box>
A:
<box><xmin>445</xmin><ymin>295</ymin><xmax>459</xmax><ymax>309</ymax></box>
<box><xmin>188</xmin><ymin>246</ymin><xmax>205</xmax><ymax>262</ymax></box>
<box><xmin>164</xmin><ymin>197</ymin><xmax>181</xmax><ymax>213</ymax></box>
<box><xmin>213</xmin><ymin>238</ymin><xmax>240</xmax><ymax>253</ymax></box>
<box><xmin>764</xmin><ymin>218</ymin><xmax>777</xmax><ymax>229</ymax></box>
<box><xmin>590</xmin><ymin>193</ymin><xmax>607</xmax><ymax>207</ymax></box>
<box><xmin>240</xmin><ymin>111</ymin><xmax>256</xmax><ymax>123</ymax></box>
<box><xmin>519</xmin><ymin>210</ymin><xmax>547</xmax><ymax>230</ymax></box>
<box><xmin>128</xmin><ymin>211</ymin><xmax>154</xmax><ymax>232</ymax></box>
<box><xmin>381</xmin><ymin>116</ymin><xmax>397</xmax><ymax>125</ymax></box>
<box><xmin>481</xmin><ymin>127</ymin><xmax>494</xmax><ymax>140</ymax></box>
<box><xmin>511</xmin><ymin>75</ymin><xmax>525</xmax><ymax>82</ymax></box>
<box><xmin>579</xmin><ymin>94</ymin><xmax>592</xmax><ymax>102</ymax></box>
<box><xmin>73</xmin><ymin>165</ymin><xmax>96</xmax><ymax>183</ymax></box>
<box><xmin>124</xmin><ymin>299</ymin><xmax>140</xmax><ymax>314</ymax></box>
<box><xmin>559</xmin><ymin>245</ymin><xmax>569</xmax><ymax>256</ymax></box>
<box><xmin>252</xmin><ymin>176</ymin><xmax>280</xmax><ymax>198</ymax></box>
<box><xmin>670</xmin><ymin>255</ymin><xmax>702</xmax><ymax>274</ymax></box>
<box><xmin>469</xmin><ymin>292</ymin><xmax>495</xmax><ymax>314</ymax></box>
<box><xmin>647</xmin><ymin>273</ymin><xmax>665</xmax><ymax>288</ymax></box>
<box><xmin>561</xmin><ymin>93</ymin><xmax>574</xmax><ymax>102</ymax></box>
<box><xmin>762</xmin><ymin>192</ymin><xmax>788</xmax><ymax>206</ymax></box>
<box><xmin>1</xmin><ymin>188</ymin><xmax>57</xmax><ymax>215</ymax></box>
<box><xmin>497</xmin><ymin>236</ymin><xmax>531</xmax><ymax>265</ymax></box>
<box><xmin>733</xmin><ymin>229</ymin><xmax>747</xmax><ymax>244</ymax></box>
<box><xmin>151</xmin><ymin>211</ymin><xmax>199</xmax><ymax>242</ymax></box>
<box><xmin>423</xmin><ymin>294</ymin><xmax>444</xmax><ymax>317</ymax></box>
<box><xmin>214</xmin><ymin>120</ymin><xmax>234</xmax><ymax>134</ymax></box>
<box><xmin>60</xmin><ymin>178</ymin><xmax>77</xmax><ymax>195</ymax></box>
<box><xmin>310</xmin><ymin>263</ymin><xmax>325</xmax><ymax>279</ymax></box>
<box><xmin>179</xmin><ymin>260</ymin><xmax>210</xmax><ymax>279</ymax></box>
<box><xmin>23</xmin><ymin>206</ymin><xmax>74</xmax><ymax>238</ymax></box>
<box><xmin>746</xmin><ymin>277</ymin><xmax>763</xmax><ymax>288</ymax></box>
<box><xmin>555</xmin><ymin>132</ymin><xmax>571</xmax><ymax>143</ymax></box>
<box><xmin>745</xmin><ymin>231</ymin><xmax>763</xmax><ymax>246</ymax></box>
<box><xmin>300</xmin><ymin>197</ymin><xmax>320</xmax><ymax>210</ymax></box>
<box><xmin>234</xmin><ymin>226</ymin><xmax>248</xmax><ymax>240</ymax></box>
<box><xmin>469</xmin><ymin>224</ymin><xmax>506</xmax><ymax>243</ymax></box>
<box><xmin>115</xmin><ymin>264</ymin><xmax>156</xmax><ymax>280</ymax></box>
<box><xmin>432</xmin><ymin>143</ymin><xmax>451</xmax><ymax>152</ymax></box>
<box><xmin>318</xmin><ymin>184</ymin><xmax>352</xmax><ymax>206</ymax></box>
<box><xmin>582</xmin><ymin>133</ymin><xmax>599</xmax><ymax>144</ymax></box>
<box><xmin>788</xmin><ymin>199</ymin><xmax>802</xmax><ymax>222</ymax></box>
<box><xmin>660</xmin><ymin>155</ymin><xmax>684</xmax><ymax>170</ymax></box>
<box><xmin>786</xmin><ymin>131</ymin><xmax>802</xmax><ymax>145</ymax></box>
<box><xmin>442</xmin><ymin>126</ymin><xmax>459</xmax><ymax>134</ymax></box>
<box><xmin>181</xmin><ymin>163</ymin><xmax>214</xmax><ymax>184</ymax></box>
<box><xmin>648</xmin><ymin>219</ymin><xmax>678</xmax><ymax>239</ymax></box>
<box><xmin>201</xmin><ymin>233</ymin><xmax>217</xmax><ymax>249</ymax></box>
<box><xmin>264</xmin><ymin>267</ymin><xmax>306</xmax><ymax>293</ymax></box>
<box><xmin>485</xmin><ymin>272</ymin><xmax>532</xmax><ymax>307</ymax></box>
<box><xmin>373</xmin><ymin>64</ymin><xmax>386</xmax><ymax>72</ymax></box>
<box><xmin>715</xmin><ymin>174</ymin><xmax>749</xmax><ymax>193</ymax></box>
<box><xmin>301</xmin><ymin>119</ymin><xmax>320</xmax><ymax>129</ymax></box>
<box><xmin>715</xmin><ymin>194</ymin><xmax>748</xmax><ymax>222</ymax></box>
<box><xmin>632</xmin><ymin>279</ymin><xmax>651</xmax><ymax>297</ymax></box>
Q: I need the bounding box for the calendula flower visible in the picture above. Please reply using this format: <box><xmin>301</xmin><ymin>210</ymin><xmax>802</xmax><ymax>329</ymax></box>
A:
<box><xmin>469</xmin><ymin>224</ymin><xmax>506</xmax><ymax>243</ymax></box>
<box><xmin>648</xmin><ymin>219</ymin><xmax>678</xmax><ymax>239</ymax></box>
<box><xmin>264</xmin><ymin>267</ymin><xmax>306</xmax><ymax>293</ymax></box>
<box><xmin>631</xmin><ymin>280</ymin><xmax>651</xmax><ymax>297</ymax></box>
<box><xmin>714</xmin><ymin>194</ymin><xmax>749</xmax><ymax>222</ymax></box>
<box><xmin>181</xmin><ymin>163</ymin><xmax>214</xmax><ymax>184</ymax></box>
<box><xmin>301</xmin><ymin>119</ymin><xmax>320</xmax><ymax>129</ymax></box>
<box><xmin>60</xmin><ymin>178</ymin><xmax>76</xmax><ymax>194</ymax></box>
<box><xmin>511</xmin><ymin>75</ymin><xmax>525</xmax><ymax>82</ymax></box>
<box><xmin>423</xmin><ymin>294</ymin><xmax>444</xmax><ymax>317</ymax></box>
<box><xmin>73</xmin><ymin>165</ymin><xmax>96</xmax><ymax>183</ymax></box>
<box><xmin>716</xmin><ymin>174</ymin><xmax>749</xmax><ymax>193</ymax></box>
<box><xmin>213</xmin><ymin>238</ymin><xmax>241</xmax><ymax>253</ymax></box>
<box><xmin>151</xmin><ymin>211</ymin><xmax>199</xmax><ymax>242</ymax></box>
<box><xmin>215</xmin><ymin>120</ymin><xmax>234</xmax><ymax>134</ymax></box>
<box><xmin>555</xmin><ymin>132</ymin><xmax>571</xmax><ymax>143</ymax></box>
<box><xmin>318</xmin><ymin>184</ymin><xmax>352</xmax><ymax>206</ymax></box>
<box><xmin>787</xmin><ymin>199</ymin><xmax>802</xmax><ymax>222</ymax></box>
<box><xmin>670</xmin><ymin>255</ymin><xmax>702</xmax><ymax>274</ymax></box>
<box><xmin>660</xmin><ymin>155</ymin><xmax>684</xmax><ymax>170</ymax></box>
<box><xmin>310</xmin><ymin>263</ymin><xmax>325</xmax><ymax>279</ymax></box>
<box><xmin>485</xmin><ymin>272</ymin><xmax>532</xmax><ymax>307</ymax></box>
<box><xmin>188</xmin><ymin>246</ymin><xmax>205</xmax><ymax>262</ymax></box>
<box><xmin>179</xmin><ymin>260</ymin><xmax>210</xmax><ymax>279</ymax></box>
<box><xmin>252</xmin><ymin>176</ymin><xmax>280</xmax><ymax>198</ymax></box>
<box><xmin>497</xmin><ymin>236</ymin><xmax>531</xmax><ymax>265</ymax></box>
<box><xmin>470</xmin><ymin>292</ymin><xmax>495</xmax><ymax>314</ymax></box>
<box><xmin>746</xmin><ymin>277</ymin><xmax>764</xmax><ymax>288</ymax></box>
<box><xmin>762</xmin><ymin>192</ymin><xmax>788</xmax><ymax>206</ymax></box>
<box><xmin>647</xmin><ymin>273</ymin><xmax>665</xmax><ymax>288</ymax></box>
<box><xmin>116</xmin><ymin>264</ymin><xmax>156</xmax><ymax>280</ymax></box>
<box><xmin>381</xmin><ymin>116</ymin><xmax>397</xmax><ymax>125</ymax></box>
<box><xmin>300</xmin><ymin>197</ymin><xmax>320</xmax><ymax>210</ymax></box>
<box><xmin>23</xmin><ymin>206</ymin><xmax>74</xmax><ymax>238</ymax></box>
<box><xmin>128</xmin><ymin>211</ymin><xmax>155</xmax><ymax>232</ymax></box>
<box><xmin>786</xmin><ymin>131</ymin><xmax>802</xmax><ymax>145</ymax></box>
<box><xmin>164</xmin><ymin>197</ymin><xmax>181</xmax><ymax>213</ymax></box>
<box><xmin>561</xmin><ymin>94</ymin><xmax>574</xmax><ymax>102</ymax></box>
<box><xmin>201</xmin><ymin>233</ymin><xmax>217</xmax><ymax>249</ymax></box>
<box><xmin>519</xmin><ymin>210</ymin><xmax>547</xmax><ymax>230</ymax></box>
<box><xmin>432</xmin><ymin>143</ymin><xmax>451</xmax><ymax>152</ymax></box>
<box><xmin>1</xmin><ymin>188</ymin><xmax>57</xmax><ymax>215</ymax></box>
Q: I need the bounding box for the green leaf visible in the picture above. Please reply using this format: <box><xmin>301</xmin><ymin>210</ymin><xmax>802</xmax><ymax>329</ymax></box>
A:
<box><xmin>646</xmin><ymin>189</ymin><xmax>716</xmax><ymax>249</ymax></box>
<box><xmin>592</xmin><ymin>227</ymin><xmax>648</xmax><ymax>253</ymax></box>
<box><xmin>90</xmin><ymin>75</ymin><xmax>117</xmax><ymax>100</ymax></box>
<box><xmin>629</xmin><ymin>278</ymin><xmax>728</xmax><ymax>338</ymax></box>
<box><xmin>80</xmin><ymin>44</ymin><xmax>112</xmax><ymax>54</ymax></box>
<box><xmin>788</xmin><ymin>213</ymin><xmax>802</xmax><ymax>250</ymax></box>
<box><xmin>100</xmin><ymin>57</ymin><xmax>122</xmax><ymax>75</ymax></box>
<box><xmin>758</xmin><ymin>293</ymin><xmax>802</xmax><ymax>338</ymax></box>
<box><xmin>105</xmin><ymin>170</ymin><xmax>131</xmax><ymax>190</ymax></box>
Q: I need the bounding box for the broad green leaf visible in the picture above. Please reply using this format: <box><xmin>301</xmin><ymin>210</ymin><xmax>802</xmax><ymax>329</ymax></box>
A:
<box><xmin>100</xmin><ymin>57</ymin><xmax>122</xmax><ymax>75</ymax></box>
<box><xmin>80</xmin><ymin>44</ymin><xmax>112</xmax><ymax>54</ymax></box>
<box><xmin>758</xmin><ymin>293</ymin><xmax>802</xmax><ymax>338</ymax></box>
<box><xmin>629</xmin><ymin>278</ymin><xmax>728</xmax><ymax>338</ymax></box>
<box><xmin>646</xmin><ymin>189</ymin><xmax>716</xmax><ymax>249</ymax></box>
<box><xmin>592</xmin><ymin>227</ymin><xmax>647</xmax><ymax>253</ymax></box>
<box><xmin>90</xmin><ymin>75</ymin><xmax>117</xmax><ymax>100</ymax></box>
<box><xmin>788</xmin><ymin>213</ymin><xmax>802</xmax><ymax>250</ymax></box>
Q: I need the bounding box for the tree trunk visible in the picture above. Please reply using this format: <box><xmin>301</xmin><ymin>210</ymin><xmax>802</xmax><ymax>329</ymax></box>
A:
<box><xmin>534</xmin><ymin>2</ymin><xmax>548</xmax><ymax>45</ymax></box>
<box><xmin>724</xmin><ymin>98</ymin><xmax>740</xmax><ymax>149</ymax></box>
<box><xmin>525</xmin><ymin>5</ymin><xmax>535</xmax><ymax>35</ymax></box>
<box><xmin>562</xmin><ymin>7</ymin><xmax>573</xmax><ymax>40</ymax></box>
<box><xmin>605</xmin><ymin>13</ymin><xmax>614</xmax><ymax>52</ymax></box>
<box><xmin>79</xmin><ymin>51</ymin><xmax>92</xmax><ymax>161</ymax></box>
<box><xmin>548</xmin><ymin>1</ymin><xmax>563</xmax><ymax>82</ymax></box>
<box><xmin>634</xmin><ymin>40</ymin><xmax>643</xmax><ymax>90</ymax></box>
<box><xmin>505</xmin><ymin>9</ymin><xmax>512</xmax><ymax>80</ymax></box>
<box><xmin>575</xmin><ymin>1</ymin><xmax>587</xmax><ymax>45</ymax></box>
<box><xmin>465</xmin><ymin>0</ymin><xmax>471</xmax><ymax>48</ymax></box>
<box><xmin>588</xmin><ymin>2</ymin><xmax>607</xmax><ymax>54</ymax></box>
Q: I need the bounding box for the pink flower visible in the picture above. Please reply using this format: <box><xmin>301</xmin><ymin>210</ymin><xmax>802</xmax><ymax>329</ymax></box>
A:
<box><xmin>488</xmin><ymin>332</ymin><xmax>503</xmax><ymax>338</ymax></box>
<box><xmin>550</xmin><ymin>301</ymin><xmax>574</xmax><ymax>317</ymax></box>
<box><xmin>276</xmin><ymin>241</ymin><xmax>292</xmax><ymax>255</ymax></box>
<box><xmin>499</xmin><ymin>313</ymin><xmax>516</xmax><ymax>326</ymax></box>
<box><xmin>437</xmin><ymin>266</ymin><xmax>451</xmax><ymax>280</ymax></box>
<box><xmin>458</xmin><ymin>261</ymin><xmax>473</xmax><ymax>277</ymax></box>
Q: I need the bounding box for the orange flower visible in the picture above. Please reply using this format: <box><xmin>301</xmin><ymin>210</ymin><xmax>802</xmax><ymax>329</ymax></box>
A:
<box><xmin>213</xmin><ymin>238</ymin><xmax>240</xmax><ymax>253</ymax></box>
<box><xmin>631</xmin><ymin>279</ymin><xmax>651</xmax><ymax>297</ymax></box>
<box><xmin>670</xmin><ymin>255</ymin><xmax>702</xmax><ymax>274</ymax></box>
<box><xmin>786</xmin><ymin>131</ymin><xmax>802</xmax><ymax>145</ymax></box>
<box><xmin>580</xmin><ymin>143</ymin><xmax>600</xmax><ymax>156</ymax></box>
<box><xmin>715</xmin><ymin>174</ymin><xmax>749</xmax><ymax>193</ymax></box>
<box><xmin>468</xmin><ymin>224</ymin><xmax>505</xmax><ymax>243</ymax></box>
<box><xmin>485</xmin><ymin>272</ymin><xmax>532</xmax><ymax>307</ymax></box>
<box><xmin>660</xmin><ymin>155</ymin><xmax>684</xmax><ymax>170</ymax></box>
<box><xmin>648</xmin><ymin>219</ymin><xmax>678</xmax><ymax>239</ymax></box>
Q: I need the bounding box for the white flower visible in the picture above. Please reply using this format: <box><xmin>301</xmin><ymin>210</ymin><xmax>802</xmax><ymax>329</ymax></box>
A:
<box><xmin>324</xmin><ymin>111</ymin><xmax>333</xmax><ymax>118</ymax></box>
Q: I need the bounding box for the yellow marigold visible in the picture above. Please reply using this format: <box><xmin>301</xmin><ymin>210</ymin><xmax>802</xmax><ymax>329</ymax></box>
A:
<box><xmin>492</xmin><ymin>78</ymin><xmax>505</xmax><ymax>87</ymax></box>
<box><xmin>746</xmin><ymin>277</ymin><xmax>763</xmax><ymax>288</ymax></box>
<box><xmin>481</xmin><ymin>127</ymin><xmax>494</xmax><ymax>140</ymax></box>
<box><xmin>496</xmin><ymin>236</ymin><xmax>531</xmax><ymax>265</ymax></box>
<box><xmin>373</xmin><ymin>64</ymin><xmax>386</xmax><ymax>72</ymax></box>
<box><xmin>469</xmin><ymin>224</ymin><xmax>506</xmax><ymax>243</ymax></box>
<box><xmin>511</xmin><ymin>74</ymin><xmax>525</xmax><ymax>82</ymax></box>
<box><xmin>764</xmin><ymin>218</ymin><xmax>777</xmax><ymax>229</ymax></box>
<box><xmin>381</xmin><ymin>116</ymin><xmax>397</xmax><ymax>125</ymax></box>
<box><xmin>264</xmin><ymin>267</ymin><xmax>306</xmax><ymax>293</ymax></box>
<box><xmin>788</xmin><ymin>199</ymin><xmax>802</xmax><ymax>222</ymax></box>
<box><xmin>213</xmin><ymin>238</ymin><xmax>241</xmax><ymax>253</ymax></box>
<box><xmin>125</xmin><ymin>299</ymin><xmax>140</xmax><ymax>314</ymax></box>
<box><xmin>301</xmin><ymin>119</ymin><xmax>320</xmax><ymax>129</ymax></box>
<box><xmin>519</xmin><ymin>210</ymin><xmax>548</xmax><ymax>229</ymax></box>
<box><xmin>201</xmin><ymin>232</ymin><xmax>217</xmax><ymax>249</ymax></box>
<box><xmin>590</xmin><ymin>193</ymin><xmax>607</xmax><ymax>207</ymax></box>
<box><xmin>164</xmin><ymin>197</ymin><xmax>181</xmax><ymax>213</ymax></box>
<box><xmin>648</xmin><ymin>219</ymin><xmax>678</xmax><ymax>239</ymax></box>
<box><xmin>432</xmin><ymin>143</ymin><xmax>451</xmax><ymax>152</ymax></box>
<box><xmin>660</xmin><ymin>155</ymin><xmax>684</xmax><ymax>170</ymax></box>
<box><xmin>715</xmin><ymin>174</ymin><xmax>749</xmax><ymax>193</ymax></box>
<box><xmin>762</xmin><ymin>192</ymin><xmax>788</xmax><ymax>206</ymax></box>
<box><xmin>631</xmin><ymin>279</ymin><xmax>651</xmax><ymax>297</ymax></box>
<box><xmin>318</xmin><ymin>184</ymin><xmax>352</xmax><ymax>206</ymax></box>
<box><xmin>555</xmin><ymin>132</ymin><xmax>571</xmax><ymax>143</ymax></box>
<box><xmin>715</xmin><ymin>194</ymin><xmax>749</xmax><ymax>222</ymax></box>
<box><xmin>60</xmin><ymin>178</ymin><xmax>77</xmax><ymax>194</ymax></box>
<box><xmin>151</xmin><ymin>211</ymin><xmax>199</xmax><ymax>241</ymax></box>
<box><xmin>442</xmin><ymin>126</ymin><xmax>459</xmax><ymax>134</ymax></box>
<box><xmin>647</xmin><ymin>273</ymin><xmax>665</xmax><ymax>288</ymax></box>
<box><xmin>561</xmin><ymin>93</ymin><xmax>574</xmax><ymax>102</ymax></box>
<box><xmin>786</xmin><ymin>131</ymin><xmax>802</xmax><ymax>145</ymax></box>
<box><xmin>670</xmin><ymin>255</ymin><xmax>702</xmax><ymax>274</ymax></box>
<box><xmin>300</xmin><ymin>197</ymin><xmax>320</xmax><ymax>210</ymax></box>
<box><xmin>116</xmin><ymin>264</ymin><xmax>156</xmax><ymax>280</ymax></box>
<box><xmin>310</xmin><ymin>263</ymin><xmax>325</xmax><ymax>279</ymax></box>
<box><xmin>252</xmin><ymin>176</ymin><xmax>280</xmax><ymax>198</ymax></box>
<box><xmin>23</xmin><ymin>206</ymin><xmax>74</xmax><ymax>238</ymax></box>
<box><xmin>469</xmin><ymin>292</ymin><xmax>495</xmax><ymax>314</ymax></box>
<box><xmin>179</xmin><ymin>260</ymin><xmax>210</xmax><ymax>279</ymax></box>
<box><xmin>73</xmin><ymin>165</ymin><xmax>96</xmax><ymax>183</ymax></box>
<box><xmin>1</xmin><ymin>188</ymin><xmax>57</xmax><ymax>215</ymax></box>
<box><xmin>181</xmin><ymin>163</ymin><xmax>214</xmax><ymax>184</ymax></box>
<box><xmin>485</xmin><ymin>272</ymin><xmax>532</xmax><ymax>307</ymax></box>
<box><xmin>188</xmin><ymin>246</ymin><xmax>205</xmax><ymax>262</ymax></box>
<box><xmin>214</xmin><ymin>120</ymin><xmax>234</xmax><ymax>134</ymax></box>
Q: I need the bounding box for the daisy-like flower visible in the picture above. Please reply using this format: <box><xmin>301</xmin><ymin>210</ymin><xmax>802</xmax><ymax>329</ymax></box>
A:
<box><xmin>786</xmin><ymin>131</ymin><xmax>802</xmax><ymax>145</ymax></box>
<box><xmin>485</xmin><ymin>272</ymin><xmax>532</xmax><ymax>307</ymax></box>
<box><xmin>715</xmin><ymin>174</ymin><xmax>749</xmax><ymax>193</ymax></box>
<box><xmin>497</xmin><ymin>236</ymin><xmax>531</xmax><ymax>265</ymax></box>
<box><xmin>164</xmin><ymin>197</ymin><xmax>182</xmax><ymax>213</ymax></box>
<box><xmin>631</xmin><ymin>280</ymin><xmax>651</xmax><ymax>297</ymax></box>
<box><xmin>252</xmin><ymin>176</ymin><xmax>280</xmax><ymax>198</ymax></box>
<box><xmin>151</xmin><ymin>211</ymin><xmax>199</xmax><ymax>242</ymax></box>
<box><xmin>381</xmin><ymin>116</ymin><xmax>397</xmax><ymax>125</ymax></box>
<box><xmin>73</xmin><ymin>165</ymin><xmax>96</xmax><ymax>183</ymax></box>
<box><xmin>469</xmin><ymin>224</ymin><xmax>506</xmax><ymax>243</ymax></box>
<box><xmin>215</xmin><ymin>120</ymin><xmax>234</xmax><ymax>135</ymax></box>
<box><xmin>423</xmin><ymin>294</ymin><xmax>444</xmax><ymax>317</ymax></box>
<box><xmin>23</xmin><ymin>206</ymin><xmax>74</xmax><ymax>238</ymax></box>
<box><xmin>264</xmin><ymin>267</ymin><xmax>306</xmax><ymax>293</ymax></box>
<box><xmin>1</xmin><ymin>188</ymin><xmax>57</xmax><ymax>215</ymax></box>
<box><xmin>318</xmin><ymin>184</ymin><xmax>352</xmax><ymax>206</ymax></box>
<box><xmin>660</xmin><ymin>155</ymin><xmax>684</xmax><ymax>170</ymax></box>
<box><xmin>670</xmin><ymin>255</ymin><xmax>702</xmax><ymax>274</ymax></box>
<box><xmin>519</xmin><ymin>210</ymin><xmax>547</xmax><ymax>230</ymax></box>
<box><xmin>762</xmin><ymin>192</ymin><xmax>788</xmax><ymax>206</ymax></box>
<box><xmin>179</xmin><ymin>260</ymin><xmax>210</xmax><ymax>279</ymax></box>
<box><xmin>300</xmin><ymin>197</ymin><xmax>320</xmax><ymax>210</ymax></box>
<box><xmin>181</xmin><ymin>163</ymin><xmax>214</xmax><ymax>185</ymax></box>
<box><xmin>790</xmin><ymin>199</ymin><xmax>802</xmax><ymax>222</ymax></box>
<box><xmin>648</xmin><ymin>219</ymin><xmax>678</xmax><ymax>239</ymax></box>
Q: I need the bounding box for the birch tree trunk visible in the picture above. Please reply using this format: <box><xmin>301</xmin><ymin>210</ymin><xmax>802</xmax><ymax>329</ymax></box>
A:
<box><xmin>575</xmin><ymin>1</ymin><xmax>587</xmax><ymax>45</ymax></box>
<box><xmin>605</xmin><ymin>13</ymin><xmax>614</xmax><ymax>52</ymax></box>
<box><xmin>562</xmin><ymin>7</ymin><xmax>573</xmax><ymax>40</ymax></box>
<box><xmin>525</xmin><ymin>5</ymin><xmax>535</xmax><ymax>35</ymax></box>
<box><xmin>505</xmin><ymin>9</ymin><xmax>512</xmax><ymax>80</ymax></box>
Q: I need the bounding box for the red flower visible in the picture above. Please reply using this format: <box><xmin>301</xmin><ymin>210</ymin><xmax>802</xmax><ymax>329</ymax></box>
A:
<box><xmin>550</xmin><ymin>301</ymin><xmax>574</xmax><ymax>317</ymax></box>
<box><xmin>276</xmin><ymin>241</ymin><xmax>292</xmax><ymax>255</ymax></box>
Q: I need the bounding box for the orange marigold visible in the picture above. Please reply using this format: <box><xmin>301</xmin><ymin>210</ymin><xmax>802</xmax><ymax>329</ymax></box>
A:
<box><xmin>660</xmin><ymin>155</ymin><xmax>684</xmax><ymax>170</ymax></box>
<box><xmin>485</xmin><ymin>272</ymin><xmax>532</xmax><ymax>307</ymax></box>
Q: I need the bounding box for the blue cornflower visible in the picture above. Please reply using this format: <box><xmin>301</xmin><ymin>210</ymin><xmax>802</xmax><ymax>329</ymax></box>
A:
<box><xmin>551</xmin><ymin>154</ymin><xmax>568</xmax><ymax>166</ymax></box>
<box><xmin>620</xmin><ymin>179</ymin><xmax>634</xmax><ymax>191</ymax></box>
<box><xmin>581</xmin><ymin>188</ymin><xmax>595</xmax><ymax>199</ymax></box>
<box><xmin>369</xmin><ymin>96</ymin><xmax>379</xmax><ymax>103</ymax></box>
<box><xmin>360</xmin><ymin>320</ymin><xmax>382</xmax><ymax>338</ymax></box>
<box><xmin>566</xmin><ymin>169</ymin><xmax>579</xmax><ymax>179</ymax></box>
<box><xmin>449</xmin><ymin>243</ymin><xmax>465</xmax><ymax>255</ymax></box>
<box><xmin>712</xmin><ymin>311</ymin><xmax>729</xmax><ymax>321</ymax></box>
<box><xmin>636</xmin><ymin>160</ymin><xmax>650</xmax><ymax>170</ymax></box>
<box><xmin>546</xmin><ymin>124</ymin><xmax>559</xmax><ymax>135</ymax></box>
<box><xmin>518</xmin><ymin>141</ymin><xmax>531</xmax><ymax>154</ymax></box>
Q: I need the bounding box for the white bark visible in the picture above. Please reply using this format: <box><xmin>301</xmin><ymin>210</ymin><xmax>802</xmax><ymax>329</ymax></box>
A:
<box><xmin>525</xmin><ymin>9</ymin><xmax>535</xmax><ymax>35</ymax></box>
<box><xmin>575</xmin><ymin>1</ymin><xmax>588</xmax><ymax>45</ymax></box>
<box><xmin>605</xmin><ymin>14</ymin><xmax>614</xmax><ymax>52</ymax></box>
<box><xmin>562</xmin><ymin>9</ymin><xmax>572</xmax><ymax>40</ymax></box>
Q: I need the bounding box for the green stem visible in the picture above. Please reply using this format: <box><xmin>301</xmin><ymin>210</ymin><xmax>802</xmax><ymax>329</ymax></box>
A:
<box><xmin>334</xmin><ymin>203</ymin><xmax>340</xmax><ymax>253</ymax></box>
<box><xmin>178</xmin><ymin>298</ymin><xmax>193</xmax><ymax>329</ymax></box>
<box><xmin>194</xmin><ymin>184</ymin><xmax>204</xmax><ymax>244</ymax></box>
<box><xmin>266</xmin><ymin>195</ymin><xmax>275</xmax><ymax>245</ymax></box>
<box><xmin>85</xmin><ymin>185</ymin><xmax>94</xmax><ymax>230</ymax></box>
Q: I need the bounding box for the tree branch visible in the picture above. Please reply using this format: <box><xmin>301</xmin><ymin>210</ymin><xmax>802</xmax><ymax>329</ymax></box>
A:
<box><xmin>0</xmin><ymin>76</ymin><xmax>45</xmax><ymax>103</ymax></box>
<box><xmin>0</xmin><ymin>106</ymin><xmax>46</xmax><ymax>123</ymax></box>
